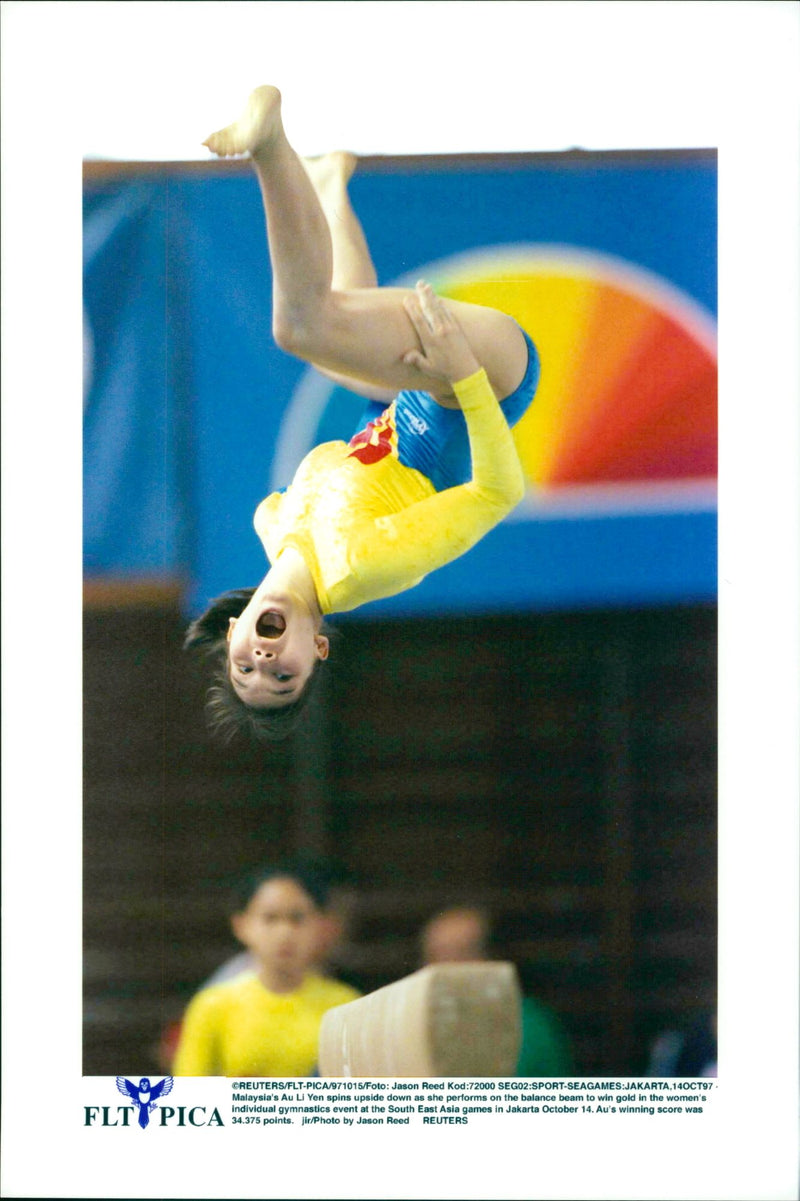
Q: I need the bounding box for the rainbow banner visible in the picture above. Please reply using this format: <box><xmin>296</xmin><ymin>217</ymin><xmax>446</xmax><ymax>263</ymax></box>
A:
<box><xmin>432</xmin><ymin>248</ymin><xmax>716</xmax><ymax>491</ymax></box>
<box><xmin>84</xmin><ymin>151</ymin><xmax>717</xmax><ymax>615</ymax></box>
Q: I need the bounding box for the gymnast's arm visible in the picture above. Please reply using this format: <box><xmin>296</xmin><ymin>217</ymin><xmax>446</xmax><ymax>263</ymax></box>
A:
<box><xmin>347</xmin><ymin>366</ymin><xmax>525</xmax><ymax>591</ymax></box>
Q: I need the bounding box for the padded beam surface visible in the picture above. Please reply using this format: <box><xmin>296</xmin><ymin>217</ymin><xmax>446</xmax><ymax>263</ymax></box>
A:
<box><xmin>318</xmin><ymin>962</ymin><xmax>522</xmax><ymax>1077</ymax></box>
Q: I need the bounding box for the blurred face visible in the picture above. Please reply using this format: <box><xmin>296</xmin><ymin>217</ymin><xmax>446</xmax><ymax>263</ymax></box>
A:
<box><xmin>231</xmin><ymin>877</ymin><xmax>321</xmax><ymax>989</ymax></box>
<box><xmin>423</xmin><ymin>909</ymin><xmax>488</xmax><ymax>964</ymax></box>
<box><xmin>227</xmin><ymin>591</ymin><xmax>328</xmax><ymax>709</ymax></box>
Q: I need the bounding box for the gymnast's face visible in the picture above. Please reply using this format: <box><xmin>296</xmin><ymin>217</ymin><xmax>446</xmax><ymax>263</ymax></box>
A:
<box><xmin>226</xmin><ymin>594</ymin><xmax>329</xmax><ymax>709</ymax></box>
<box><xmin>231</xmin><ymin>877</ymin><xmax>321</xmax><ymax>988</ymax></box>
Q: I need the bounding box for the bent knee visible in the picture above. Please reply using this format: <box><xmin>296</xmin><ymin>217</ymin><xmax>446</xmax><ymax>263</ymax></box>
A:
<box><xmin>272</xmin><ymin>312</ymin><xmax>313</xmax><ymax>357</ymax></box>
<box><xmin>272</xmin><ymin>293</ymin><xmax>337</xmax><ymax>360</ymax></box>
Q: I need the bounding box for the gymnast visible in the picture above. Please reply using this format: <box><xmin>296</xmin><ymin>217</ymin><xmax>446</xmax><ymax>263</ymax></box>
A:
<box><xmin>186</xmin><ymin>86</ymin><xmax>540</xmax><ymax>741</ymax></box>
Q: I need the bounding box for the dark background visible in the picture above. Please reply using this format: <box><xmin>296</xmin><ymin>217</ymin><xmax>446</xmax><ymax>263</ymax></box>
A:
<box><xmin>84</xmin><ymin>598</ymin><xmax>716</xmax><ymax>1075</ymax></box>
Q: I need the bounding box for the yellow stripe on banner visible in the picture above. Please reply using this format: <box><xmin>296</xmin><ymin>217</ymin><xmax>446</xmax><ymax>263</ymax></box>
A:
<box><xmin>551</xmin><ymin>283</ymin><xmax>659</xmax><ymax>479</ymax></box>
<box><xmin>439</xmin><ymin>273</ymin><xmax>598</xmax><ymax>486</ymax></box>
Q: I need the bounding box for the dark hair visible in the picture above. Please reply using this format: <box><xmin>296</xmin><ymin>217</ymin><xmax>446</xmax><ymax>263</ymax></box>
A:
<box><xmin>184</xmin><ymin>588</ymin><xmax>258</xmax><ymax>651</ymax></box>
<box><xmin>184</xmin><ymin>588</ymin><xmax>326</xmax><ymax>744</ymax></box>
<box><xmin>230</xmin><ymin>859</ymin><xmax>332</xmax><ymax>914</ymax></box>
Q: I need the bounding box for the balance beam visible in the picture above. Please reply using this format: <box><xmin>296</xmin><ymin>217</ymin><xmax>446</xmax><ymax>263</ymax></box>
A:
<box><xmin>318</xmin><ymin>962</ymin><xmax>521</xmax><ymax>1077</ymax></box>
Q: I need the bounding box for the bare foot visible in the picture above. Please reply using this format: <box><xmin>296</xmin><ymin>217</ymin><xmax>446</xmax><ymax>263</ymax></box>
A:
<box><xmin>203</xmin><ymin>85</ymin><xmax>283</xmax><ymax>157</ymax></box>
<box><xmin>302</xmin><ymin>151</ymin><xmax>358</xmax><ymax>201</ymax></box>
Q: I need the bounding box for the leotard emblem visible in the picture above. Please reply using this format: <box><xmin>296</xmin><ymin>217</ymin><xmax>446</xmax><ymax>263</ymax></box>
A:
<box><xmin>347</xmin><ymin>406</ymin><xmax>397</xmax><ymax>465</ymax></box>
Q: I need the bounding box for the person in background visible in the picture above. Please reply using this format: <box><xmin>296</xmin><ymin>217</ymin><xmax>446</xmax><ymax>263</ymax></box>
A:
<box><xmin>158</xmin><ymin>857</ymin><xmax>360</xmax><ymax>1072</ymax></box>
<box><xmin>172</xmin><ymin>861</ymin><xmax>359</xmax><ymax>1076</ymax></box>
<box><xmin>420</xmin><ymin>905</ymin><xmax>574</xmax><ymax>1077</ymax></box>
<box><xmin>203</xmin><ymin>857</ymin><xmax>360</xmax><ymax>990</ymax></box>
<box><xmin>647</xmin><ymin>1012</ymin><xmax>717</xmax><ymax>1077</ymax></box>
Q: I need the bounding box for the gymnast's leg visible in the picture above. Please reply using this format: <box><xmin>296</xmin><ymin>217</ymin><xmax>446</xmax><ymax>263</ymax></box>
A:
<box><xmin>303</xmin><ymin>152</ymin><xmax>377</xmax><ymax>291</ymax></box>
<box><xmin>203</xmin><ymin>86</ymin><xmax>528</xmax><ymax>402</ymax></box>
<box><xmin>302</xmin><ymin>152</ymin><xmax>396</xmax><ymax>401</ymax></box>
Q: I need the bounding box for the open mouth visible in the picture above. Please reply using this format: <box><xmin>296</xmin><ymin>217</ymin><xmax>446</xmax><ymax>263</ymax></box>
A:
<box><xmin>255</xmin><ymin>610</ymin><xmax>286</xmax><ymax>639</ymax></box>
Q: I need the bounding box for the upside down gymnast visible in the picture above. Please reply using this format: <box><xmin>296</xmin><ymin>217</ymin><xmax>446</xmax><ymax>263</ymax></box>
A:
<box><xmin>186</xmin><ymin>86</ymin><xmax>540</xmax><ymax>742</ymax></box>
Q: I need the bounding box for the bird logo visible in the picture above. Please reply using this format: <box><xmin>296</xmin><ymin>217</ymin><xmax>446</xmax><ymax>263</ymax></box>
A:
<box><xmin>115</xmin><ymin>1075</ymin><xmax>174</xmax><ymax>1128</ymax></box>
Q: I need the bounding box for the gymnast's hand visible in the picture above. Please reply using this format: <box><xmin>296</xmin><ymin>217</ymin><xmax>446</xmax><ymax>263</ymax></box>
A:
<box><xmin>402</xmin><ymin>281</ymin><xmax>481</xmax><ymax>385</ymax></box>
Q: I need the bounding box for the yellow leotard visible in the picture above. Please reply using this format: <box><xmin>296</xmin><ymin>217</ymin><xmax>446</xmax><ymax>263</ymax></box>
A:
<box><xmin>254</xmin><ymin>369</ymin><xmax>525</xmax><ymax>614</ymax></box>
<box><xmin>172</xmin><ymin>970</ymin><xmax>359</xmax><ymax>1076</ymax></box>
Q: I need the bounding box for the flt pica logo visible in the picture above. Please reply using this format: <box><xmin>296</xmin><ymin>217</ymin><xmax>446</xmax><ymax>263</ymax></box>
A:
<box><xmin>116</xmin><ymin>1076</ymin><xmax>173</xmax><ymax>1127</ymax></box>
<box><xmin>84</xmin><ymin>1076</ymin><xmax>224</xmax><ymax>1128</ymax></box>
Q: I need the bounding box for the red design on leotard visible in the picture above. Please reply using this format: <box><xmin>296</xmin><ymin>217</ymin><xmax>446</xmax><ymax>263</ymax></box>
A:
<box><xmin>347</xmin><ymin>408</ymin><xmax>396</xmax><ymax>465</ymax></box>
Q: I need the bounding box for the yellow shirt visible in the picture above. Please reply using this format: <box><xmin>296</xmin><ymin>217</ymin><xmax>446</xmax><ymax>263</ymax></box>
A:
<box><xmin>254</xmin><ymin>369</ymin><xmax>525</xmax><ymax>614</ymax></box>
<box><xmin>173</xmin><ymin>971</ymin><xmax>359</xmax><ymax>1077</ymax></box>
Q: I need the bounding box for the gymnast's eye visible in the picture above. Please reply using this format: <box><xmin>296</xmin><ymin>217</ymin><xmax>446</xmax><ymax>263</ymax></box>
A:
<box><xmin>237</xmin><ymin>665</ymin><xmax>254</xmax><ymax>675</ymax></box>
<box><xmin>275</xmin><ymin>673</ymin><xmax>293</xmax><ymax>682</ymax></box>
